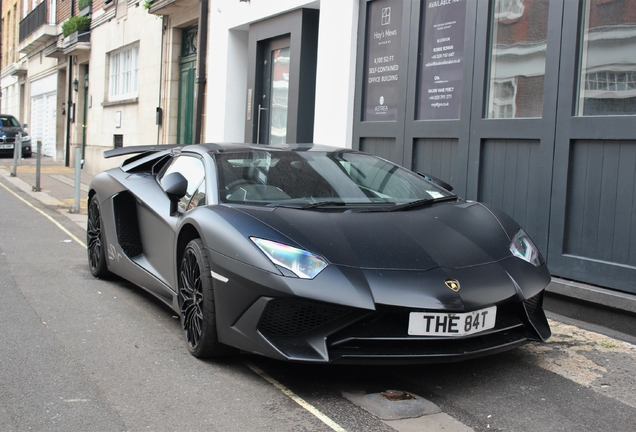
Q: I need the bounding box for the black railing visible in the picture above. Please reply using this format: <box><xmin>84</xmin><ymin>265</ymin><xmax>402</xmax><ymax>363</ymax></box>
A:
<box><xmin>19</xmin><ymin>2</ymin><xmax>47</xmax><ymax>43</ymax></box>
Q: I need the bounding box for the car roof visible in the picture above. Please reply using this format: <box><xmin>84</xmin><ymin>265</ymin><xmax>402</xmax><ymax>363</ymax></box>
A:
<box><xmin>184</xmin><ymin>142</ymin><xmax>352</xmax><ymax>154</ymax></box>
<box><xmin>106</xmin><ymin>143</ymin><xmax>354</xmax><ymax>160</ymax></box>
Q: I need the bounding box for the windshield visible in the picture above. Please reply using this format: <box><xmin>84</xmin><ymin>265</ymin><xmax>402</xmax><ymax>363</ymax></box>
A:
<box><xmin>215</xmin><ymin>150</ymin><xmax>454</xmax><ymax>208</ymax></box>
<box><xmin>0</xmin><ymin>115</ymin><xmax>21</xmax><ymax>128</ymax></box>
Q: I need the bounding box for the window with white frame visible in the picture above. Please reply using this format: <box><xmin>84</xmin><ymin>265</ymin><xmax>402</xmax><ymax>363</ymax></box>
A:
<box><xmin>108</xmin><ymin>44</ymin><xmax>139</xmax><ymax>101</ymax></box>
<box><xmin>490</xmin><ymin>79</ymin><xmax>518</xmax><ymax>118</ymax></box>
<box><xmin>495</xmin><ymin>0</ymin><xmax>525</xmax><ymax>22</ymax></box>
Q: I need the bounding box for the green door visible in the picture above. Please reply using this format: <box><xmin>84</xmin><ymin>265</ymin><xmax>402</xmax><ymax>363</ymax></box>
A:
<box><xmin>177</xmin><ymin>26</ymin><xmax>197</xmax><ymax>145</ymax></box>
<box><xmin>177</xmin><ymin>60</ymin><xmax>195</xmax><ymax>145</ymax></box>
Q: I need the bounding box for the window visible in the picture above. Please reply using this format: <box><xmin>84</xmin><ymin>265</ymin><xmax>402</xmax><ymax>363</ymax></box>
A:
<box><xmin>495</xmin><ymin>0</ymin><xmax>525</xmax><ymax>22</ymax></box>
<box><xmin>161</xmin><ymin>156</ymin><xmax>206</xmax><ymax>212</ymax></box>
<box><xmin>486</xmin><ymin>0</ymin><xmax>548</xmax><ymax>118</ymax></box>
<box><xmin>489</xmin><ymin>79</ymin><xmax>517</xmax><ymax>118</ymax></box>
<box><xmin>108</xmin><ymin>44</ymin><xmax>139</xmax><ymax>101</ymax></box>
<box><xmin>577</xmin><ymin>0</ymin><xmax>636</xmax><ymax>115</ymax></box>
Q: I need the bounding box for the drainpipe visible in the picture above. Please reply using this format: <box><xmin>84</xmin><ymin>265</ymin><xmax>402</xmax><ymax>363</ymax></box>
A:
<box><xmin>157</xmin><ymin>16</ymin><xmax>167</xmax><ymax>144</ymax></box>
<box><xmin>194</xmin><ymin>0</ymin><xmax>208</xmax><ymax>144</ymax></box>
<box><xmin>65</xmin><ymin>56</ymin><xmax>74</xmax><ymax>166</ymax></box>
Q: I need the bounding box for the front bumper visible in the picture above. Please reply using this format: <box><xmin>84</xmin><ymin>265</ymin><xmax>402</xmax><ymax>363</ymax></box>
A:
<box><xmin>0</xmin><ymin>139</ymin><xmax>32</xmax><ymax>156</ymax></box>
<box><xmin>246</xmin><ymin>292</ymin><xmax>548</xmax><ymax>364</ymax></box>
<box><xmin>210</xmin><ymin>249</ymin><xmax>552</xmax><ymax>364</ymax></box>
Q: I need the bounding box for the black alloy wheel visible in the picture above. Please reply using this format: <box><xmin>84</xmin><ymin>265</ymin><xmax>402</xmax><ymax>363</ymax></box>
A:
<box><xmin>178</xmin><ymin>239</ymin><xmax>234</xmax><ymax>358</ymax></box>
<box><xmin>87</xmin><ymin>195</ymin><xmax>111</xmax><ymax>278</ymax></box>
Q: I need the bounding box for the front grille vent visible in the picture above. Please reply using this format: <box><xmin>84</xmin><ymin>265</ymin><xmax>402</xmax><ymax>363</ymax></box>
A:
<box><xmin>524</xmin><ymin>293</ymin><xmax>541</xmax><ymax>316</ymax></box>
<box><xmin>259</xmin><ymin>299</ymin><xmax>349</xmax><ymax>338</ymax></box>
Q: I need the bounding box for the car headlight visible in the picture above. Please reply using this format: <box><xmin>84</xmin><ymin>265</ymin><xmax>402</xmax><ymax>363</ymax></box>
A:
<box><xmin>251</xmin><ymin>237</ymin><xmax>328</xmax><ymax>279</ymax></box>
<box><xmin>22</xmin><ymin>135</ymin><xmax>31</xmax><ymax>142</ymax></box>
<box><xmin>510</xmin><ymin>229</ymin><xmax>543</xmax><ymax>267</ymax></box>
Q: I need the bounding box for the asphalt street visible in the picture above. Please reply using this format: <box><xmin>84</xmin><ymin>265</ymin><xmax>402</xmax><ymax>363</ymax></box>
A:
<box><xmin>1</xmin><ymin>158</ymin><xmax>636</xmax><ymax>431</ymax></box>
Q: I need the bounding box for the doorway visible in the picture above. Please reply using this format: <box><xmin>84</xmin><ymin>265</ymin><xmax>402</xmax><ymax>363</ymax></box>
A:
<box><xmin>177</xmin><ymin>25</ymin><xmax>198</xmax><ymax>145</ymax></box>
<box><xmin>256</xmin><ymin>37</ymin><xmax>290</xmax><ymax>145</ymax></box>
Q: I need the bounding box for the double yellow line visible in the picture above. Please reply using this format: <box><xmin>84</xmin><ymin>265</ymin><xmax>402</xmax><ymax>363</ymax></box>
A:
<box><xmin>0</xmin><ymin>179</ymin><xmax>347</xmax><ymax>432</ymax></box>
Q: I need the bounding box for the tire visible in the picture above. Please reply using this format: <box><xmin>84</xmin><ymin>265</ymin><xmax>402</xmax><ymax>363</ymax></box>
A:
<box><xmin>87</xmin><ymin>195</ymin><xmax>111</xmax><ymax>278</ymax></box>
<box><xmin>178</xmin><ymin>239</ymin><xmax>235</xmax><ymax>358</ymax></box>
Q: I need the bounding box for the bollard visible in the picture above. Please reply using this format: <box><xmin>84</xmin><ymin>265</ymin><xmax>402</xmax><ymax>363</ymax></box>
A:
<box><xmin>71</xmin><ymin>147</ymin><xmax>82</xmax><ymax>214</ymax></box>
<box><xmin>33</xmin><ymin>140</ymin><xmax>42</xmax><ymax>192</ymax></box>
<box><xmin>10</xmin><ymin>132</ymin><xmax>21</xmax><ymax>177</ymax></box>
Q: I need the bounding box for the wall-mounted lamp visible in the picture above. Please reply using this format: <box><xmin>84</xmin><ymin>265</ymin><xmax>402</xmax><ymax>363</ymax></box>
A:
<box><xmin>84</xmin><ymin>73</ymin><xmax>89</xmax><ymax>89</ymax></box>
<box><xmin>239</xmin><ymin>0</ymin><xmax>250</xmax><ymax>3</ymax></box>
<box><xmin>73</xmin><ymin>78</ymin><xmax>79</xmax><ymax>92</ymax></box>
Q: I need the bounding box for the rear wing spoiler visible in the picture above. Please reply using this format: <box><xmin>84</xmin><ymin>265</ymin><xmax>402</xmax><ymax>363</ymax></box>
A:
<box><xmin>103</xmin><ymin>144</ymin><xmax>181</xmax><ymax>159</ymax></box>
<box><xmin>104</xmin><ymin>145</ymin><xmax>182</xmax><ymax>174</ymax></box>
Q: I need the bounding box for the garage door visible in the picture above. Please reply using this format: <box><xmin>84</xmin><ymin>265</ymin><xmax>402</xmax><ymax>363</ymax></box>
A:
<box><xmin>30</xmin><ymin>91</ymin><xmax>56</xmax><ymax>157</ymax></box>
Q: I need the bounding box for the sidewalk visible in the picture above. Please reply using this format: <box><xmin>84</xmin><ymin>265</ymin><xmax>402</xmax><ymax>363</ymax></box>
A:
<box><xmin>0</xmin><ymin>154</ymin><xmax>92</xmax><ymax>229</ymax></box>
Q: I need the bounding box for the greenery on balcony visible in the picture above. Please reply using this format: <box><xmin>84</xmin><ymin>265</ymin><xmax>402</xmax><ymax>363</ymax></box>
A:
<box><xmin>62</xmin><ymin>16</ymin><xmax>91</xmax><ymax>37</ymax></box>
<box><xmin>78</xmin><ymin>0</ymin><xmax>92</xmax><ymax>10</ymax></box>
<box><xmin>143</xmin><ymin>0</ymin><xmax>155</xmax><ymax>11</ymax></box>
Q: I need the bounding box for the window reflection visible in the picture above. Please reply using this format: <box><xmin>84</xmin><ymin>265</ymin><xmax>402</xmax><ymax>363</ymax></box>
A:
<box><xmin>270</xmin><ymin>47</ymin><xmax>290</xmax><ymax>144</ymax></box>
<box><xmin>487</xmin><ymin>0</ymin><xmax>549</xmax><ymax>119</ymax></box>
<box><xmin>578</xmin><ymin>0</ymin><xmax>636</xmax><ymax>116</ymax></box>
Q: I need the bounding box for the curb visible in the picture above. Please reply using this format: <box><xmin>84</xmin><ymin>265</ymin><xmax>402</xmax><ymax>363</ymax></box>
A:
<box><xmin>547</xmin><ymin>278</ymin><xmax>636</xmax><ymax>315</ymax></box>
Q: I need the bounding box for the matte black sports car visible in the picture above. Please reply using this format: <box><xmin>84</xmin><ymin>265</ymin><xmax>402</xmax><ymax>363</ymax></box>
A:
<box><xmin>87</xmin><ymin>143</ymin><xmax>551</xmax><ymax>363</ymax></box>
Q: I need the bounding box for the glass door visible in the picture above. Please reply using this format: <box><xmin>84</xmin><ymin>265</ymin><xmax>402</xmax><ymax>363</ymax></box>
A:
<box><xmin>257</xmin><ymin>37</ymin><xmax>291</xmax><ymax>145</ymax></box>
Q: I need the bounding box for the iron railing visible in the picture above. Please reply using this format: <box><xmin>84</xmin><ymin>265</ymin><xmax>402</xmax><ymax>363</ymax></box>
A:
<box><xmin>19</xmin><ymin>2</ymin><xmax>47</xmax><ymax>43</ymax></box>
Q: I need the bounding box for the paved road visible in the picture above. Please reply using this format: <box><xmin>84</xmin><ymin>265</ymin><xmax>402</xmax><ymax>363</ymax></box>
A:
<box><xmin>1</xmin><ymin>173</ymin><xmax>635</xmax><ymax>431</ymax></box>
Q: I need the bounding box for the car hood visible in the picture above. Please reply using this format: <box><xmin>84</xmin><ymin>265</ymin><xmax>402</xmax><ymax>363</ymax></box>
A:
<box><xmin>234</xmin><ymin>201</ymin><xmax>516</xmax><ymax>270</ymax></box>
<box><xmin>0</xmin><ymin>127</ymin><xmax>26</xmax><ymax>136</ymax></box>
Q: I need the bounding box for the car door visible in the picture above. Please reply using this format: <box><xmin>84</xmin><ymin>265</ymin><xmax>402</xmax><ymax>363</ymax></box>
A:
<box><xmin>134</xmin><ymin>153</ymin><xmax>206</xmax><ymax>292</ymax></box>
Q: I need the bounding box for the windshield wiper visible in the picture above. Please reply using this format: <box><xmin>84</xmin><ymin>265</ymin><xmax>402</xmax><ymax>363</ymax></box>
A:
<box><xmin>381</xmin><ymin>195</ymin><xmax>458</xmax><ymax>212</ymax></box>
<box><xmin>267</xmin><ymin>201</ymin><xmax>393</xmax><ymax>210</ymax></box>
<box><xmin>265</xmin><ymin>201</ymin><xmax>345</xmax><ymax>209</ymax></box>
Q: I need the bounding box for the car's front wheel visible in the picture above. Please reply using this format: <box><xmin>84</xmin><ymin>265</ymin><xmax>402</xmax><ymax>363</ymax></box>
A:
<box><xmin>87</xmin><ymin>195</ymin><xmax>111</xmax><ymax>278</ymax></box>
<box><xmin>178</xmin><ymin>239</ymin><xmax>235</xmax><ymax>358</ymax></box>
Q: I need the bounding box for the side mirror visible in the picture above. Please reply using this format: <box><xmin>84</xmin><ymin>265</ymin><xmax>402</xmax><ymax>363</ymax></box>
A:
<box><xmin>22</xmin><ymin>123</ymin><xmax>28</xmax><ymax>128</ymax></box>
<box><xmin>417</xmin><ymin>172</ymin><xmax>453</xmax><ymax>192</ymax></box>
<box><xmin>161</xmin><ymin>172</ymin><xmax>188</xmax><ymax>214</ymax></box>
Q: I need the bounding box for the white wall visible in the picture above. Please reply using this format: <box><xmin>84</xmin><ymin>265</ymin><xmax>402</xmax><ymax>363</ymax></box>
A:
<box><xmin>313</xmin><ymin>0</ymin><xmax>359</xmax><ymax>147</ymax></box>
<box><xmin>205</xmin><ymin>0</ymin><xmax>359</xmax><ymax>148</ymax></box>
<box><xmin>85</xmin><ymin>1</ymin><xmax>164</xmax><ymax>174</ymax></box>
<box><xmin>1</xmin><ymin>76</ymin><xmax>21</xmax><ymax>116</ymax></box>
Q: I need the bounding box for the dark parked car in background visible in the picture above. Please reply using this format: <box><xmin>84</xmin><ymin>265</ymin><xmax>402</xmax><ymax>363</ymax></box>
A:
<box><xmin>87</xmin><ymin>143</ymin><xmax>552</xmax><ymax>364</ymax></box>
<box><xmin>0</xmin><ymin>114</ymin><xmax>32</xmax><ymax>158</ymax></box>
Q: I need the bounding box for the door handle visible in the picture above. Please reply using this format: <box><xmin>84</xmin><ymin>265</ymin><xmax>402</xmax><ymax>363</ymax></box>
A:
<box><xmin>256</xmin><ymin>104</ymin><xmax>268</xmax><ymax>144</ymax></box>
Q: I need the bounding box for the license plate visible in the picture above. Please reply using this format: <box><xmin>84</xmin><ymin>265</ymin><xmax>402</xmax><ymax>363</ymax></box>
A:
<box><xmin>0</xmin><ymin>144</ymin><xmax>14</xmax><ymax>149</ymax></box>
<box><xmin>408</xmin><ymin>306</ymin><xmax>497</xmax><ymax>336</ymax></box>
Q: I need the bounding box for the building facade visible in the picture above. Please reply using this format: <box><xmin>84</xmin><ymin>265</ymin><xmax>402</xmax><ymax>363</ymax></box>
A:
<box><xmin>5</xmin><ymin>0</ymin><xmax>636</xmax><ymax>298</ymax></box>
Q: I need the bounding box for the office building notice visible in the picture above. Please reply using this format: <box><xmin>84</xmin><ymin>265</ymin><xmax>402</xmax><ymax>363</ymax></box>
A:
<box><xmin>363</xmin><ymin>0</ymin><xmax>403</xmax><ymax>122</ymax></box>
<box><xmin>417</xmin><ymin>0</ymin><xmax>467</xmax><ymax>120</ymax></box>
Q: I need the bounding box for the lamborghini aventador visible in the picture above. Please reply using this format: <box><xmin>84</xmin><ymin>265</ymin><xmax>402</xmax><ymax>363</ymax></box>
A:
<box><xmin>87</xmin><ymin>143</ymin><xmax>551</xmax><ymax>363</ymax></box>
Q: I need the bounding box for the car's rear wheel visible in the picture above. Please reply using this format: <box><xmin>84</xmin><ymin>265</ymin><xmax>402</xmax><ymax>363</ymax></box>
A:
<box><xmin>87</xmin><ymin>195</ymin><xmax>111</xmax><ymax>278</ymax></box>
<box><xmin>179</xmin><ymin>239</ymin><xmax>235</xmax><ymax>358</ymax></box>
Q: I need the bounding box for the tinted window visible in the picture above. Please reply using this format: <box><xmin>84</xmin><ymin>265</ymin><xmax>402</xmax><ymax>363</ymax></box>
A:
<box><xmin>215</xmin><ymin>150</ymin><xmax>453</xmax><ymax>207</ymax></box>
<box><xmin>0</xmin><ymin>115</ymin><xmax>21</xmax><ymax>127</ymax></box>
<box><xmin>161</xmin><ymin>155</ymin><xmax>206</xmax><ymax>212</ymax></box>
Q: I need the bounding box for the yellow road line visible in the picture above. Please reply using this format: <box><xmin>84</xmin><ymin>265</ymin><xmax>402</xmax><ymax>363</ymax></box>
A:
<box><xmin>1</xmin><ymin>166</ymin><xmax>75</xmax><ymax>174</ymax></box>
<box><xmin>0</xmin><ymin>181</ymin><xmax>86</xmax><ymax>249</ymax></box>
<box><xmin>245</xmin><ymin>360</ymin><xmax>347</xmax><ymax>432</ymax></box>
<box><xmin>3</xmin><ymin>177</ymin><xmax>347</xmax><ymax>430</ymax></box>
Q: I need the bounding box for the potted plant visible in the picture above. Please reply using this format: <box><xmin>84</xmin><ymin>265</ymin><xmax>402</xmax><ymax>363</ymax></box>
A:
<box><xmin>62</xmin><ymin>16</ymin><xmax>91</xmax><ymax>37</ymax></box>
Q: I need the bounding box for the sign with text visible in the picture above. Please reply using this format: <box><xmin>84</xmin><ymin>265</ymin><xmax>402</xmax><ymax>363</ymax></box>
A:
<box><xmin>417</xmin><ymin>0</ymin><xmax>467</xmax><ymax>120</ymax></box>
<box><xmin>363</xmin><ymin>0</ymin><xmax>403</xmax><ymax>122</ymax></box>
